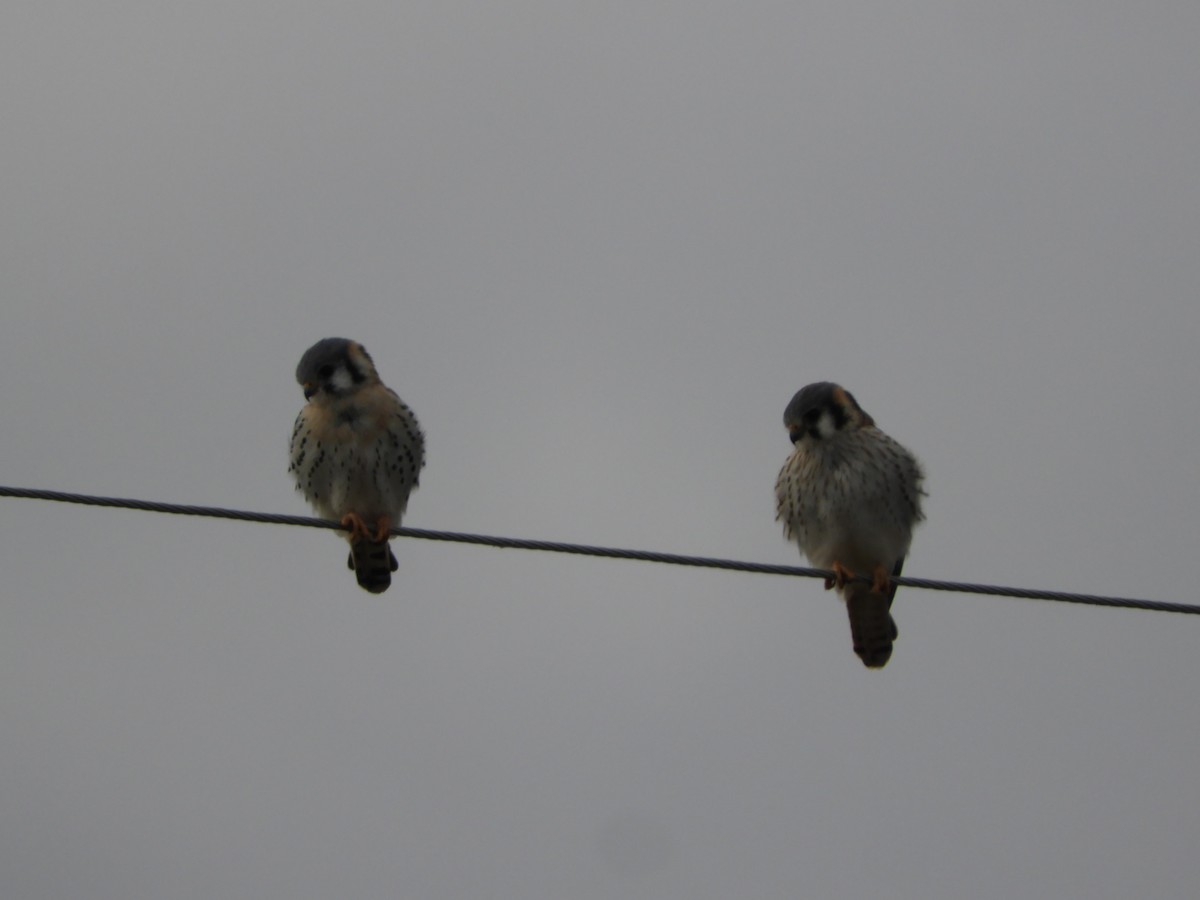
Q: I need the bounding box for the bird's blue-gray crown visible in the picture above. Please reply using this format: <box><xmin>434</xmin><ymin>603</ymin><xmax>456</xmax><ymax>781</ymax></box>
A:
<box><xmin>295</xmin><ymin>337</ymin><xmax>378</xmax><ymax>400</ymax></box>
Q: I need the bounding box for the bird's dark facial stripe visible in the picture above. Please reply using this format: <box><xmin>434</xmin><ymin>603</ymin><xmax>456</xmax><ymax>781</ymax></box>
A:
<box><xmin>827</xmin><ymin>400</ymin><xmax>849</xmax><ymax>430</ymax></box>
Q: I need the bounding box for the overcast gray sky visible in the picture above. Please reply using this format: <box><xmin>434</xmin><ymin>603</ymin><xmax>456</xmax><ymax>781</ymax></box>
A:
<box><xmin>3</xmin><ymin>2</ymin><xmax>1199</xmax><ymax>898</ymax></box>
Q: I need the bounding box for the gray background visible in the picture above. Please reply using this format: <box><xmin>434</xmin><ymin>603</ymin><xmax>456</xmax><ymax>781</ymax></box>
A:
<box><xmin>3</xmin><ymin>3</ymin><xmax>1199</xmax><ymax>898</ymax></box>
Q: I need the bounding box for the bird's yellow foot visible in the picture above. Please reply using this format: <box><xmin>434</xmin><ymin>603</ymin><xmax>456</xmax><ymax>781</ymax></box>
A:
<box><xmin>372</xmin><ymin>516</ymin><xmax>392</xmax><ymax>543</ymax></box>
<box><xmin>826</xmin><ymin>561</ymin><xmax>855</xmax><ymax>591</ymax></box>
<box><xmin>870</xmin><ymin>563</ymin><xmax>892</xmax><ymax>595</ymax></box>
<box><xmin>340</xmin><ymin>512</ymin><xmax>373</xmax><ymax>543</ymax></box>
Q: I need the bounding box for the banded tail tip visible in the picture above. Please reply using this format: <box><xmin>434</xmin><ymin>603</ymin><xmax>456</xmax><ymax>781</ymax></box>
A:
<box><xmin>347</xmin><ymin>540</ymin><xmax>399</xmax><ymax>594</ymax></box>
<box><xmin>845</xmin><ymin>584</ymin><xmax>898</xmax><ymax>669</ymax></box>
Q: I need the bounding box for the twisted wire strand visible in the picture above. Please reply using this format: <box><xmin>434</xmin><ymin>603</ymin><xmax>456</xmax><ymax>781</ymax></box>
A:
<box><xmin>2</xmin><ymin>485</ymin><xmax>1195</xmax><ymax>616</ymax></box>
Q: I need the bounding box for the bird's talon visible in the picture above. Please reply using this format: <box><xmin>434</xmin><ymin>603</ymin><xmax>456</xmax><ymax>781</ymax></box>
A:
<box><xmin>831</xmin><ymin>561</ymin><xmax>855</xmax><ymax>591</ymax></box>
<box><xmin>340</xmin><ymin>512</ymin><xmax>371</xmax><ymax>543</ymax></box>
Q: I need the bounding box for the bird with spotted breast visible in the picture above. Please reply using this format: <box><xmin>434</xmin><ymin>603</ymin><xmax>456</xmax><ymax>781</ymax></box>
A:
<box><xmin>775</xmin><ymin>382</ymin><xmax>925</xmax><ymax>668</ymax></box>
<box><xmin>289</xmin><ymin>338</ymin><xmax>425</xmax><ymax>594</ymax></box>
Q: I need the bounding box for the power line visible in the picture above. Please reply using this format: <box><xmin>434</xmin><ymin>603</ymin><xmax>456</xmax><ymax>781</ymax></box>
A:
<box><xmin>2</xmin><ymin>484</ymin><xmax>1196</xmax><ymax>616</ymax></box>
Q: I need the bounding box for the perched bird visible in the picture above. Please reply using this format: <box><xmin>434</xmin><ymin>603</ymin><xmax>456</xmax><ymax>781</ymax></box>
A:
<box><xmin>289</xmin><ymin>338</ymin><xmax>425</xmax><ymax>593</ymax></box>
<box><xmin>775</xmin><ymin>382</ymin><xmax>924</xmax><ymax>668</ymax></box>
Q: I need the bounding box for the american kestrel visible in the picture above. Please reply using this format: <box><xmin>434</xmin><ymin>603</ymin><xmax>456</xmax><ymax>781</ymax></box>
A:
<box><xmin>775</xmin><ymin>382</ymin><xmax>925</xmax><ymax>668</ymax></box>
<box><xmin>289</xmin><ymin>338</ymin><xmax>425</xmax><ymax>594</ymax></box>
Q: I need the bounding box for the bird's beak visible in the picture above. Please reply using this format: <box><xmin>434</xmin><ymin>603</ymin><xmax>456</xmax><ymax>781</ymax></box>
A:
<box><xmin>303</xmin><ymin>382</ymin><xmax>318</xmax><ymax>400</ymax></box>
<box><xmin>787</xmin><ymin>423</ymin><xmax>803</xmax><ymax>444</ymax></box>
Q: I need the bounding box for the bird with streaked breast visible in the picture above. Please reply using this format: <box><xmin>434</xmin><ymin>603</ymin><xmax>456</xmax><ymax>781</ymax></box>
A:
<box><xmin>289</xmin><ymin>338</ymin><xmax>425</xmax><ymax>594</ymax></box>
<box><xmin>775</xmin><ymin>382</ymin><xmax>925</xmax><ymax>668</ymax></box>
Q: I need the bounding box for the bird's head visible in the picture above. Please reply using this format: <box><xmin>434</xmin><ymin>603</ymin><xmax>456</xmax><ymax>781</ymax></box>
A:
<box><xmin>783</xmin><ymin>381</ymin><xmax>875</xmax><ymax>444</ymax></box>
<box><xmin>295</xmin><ymin>338</ymin><xmax>379</xmax><ymax>401</ymax></box>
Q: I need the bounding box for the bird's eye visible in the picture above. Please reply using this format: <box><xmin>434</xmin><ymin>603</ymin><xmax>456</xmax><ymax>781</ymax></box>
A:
<box><xmin>318</xmin><ymin>365</ymin><xmax>334</xmax><ymax>379</ymax></box>
<box><xmin>804</xmin><ymin>409</ymin><xmax>822</xmax><ymax>423</ymax></box>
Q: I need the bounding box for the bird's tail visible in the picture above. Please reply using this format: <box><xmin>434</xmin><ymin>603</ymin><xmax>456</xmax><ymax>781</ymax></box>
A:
<box><xmin>844</xmin><ymin>582</ymin><xmax>898</xmax><ymax>669</ymax></box>
<box><xmin>347</xmin><ymin>539</ymin><xmax>399</xmax><ymax>594</ymax></box>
